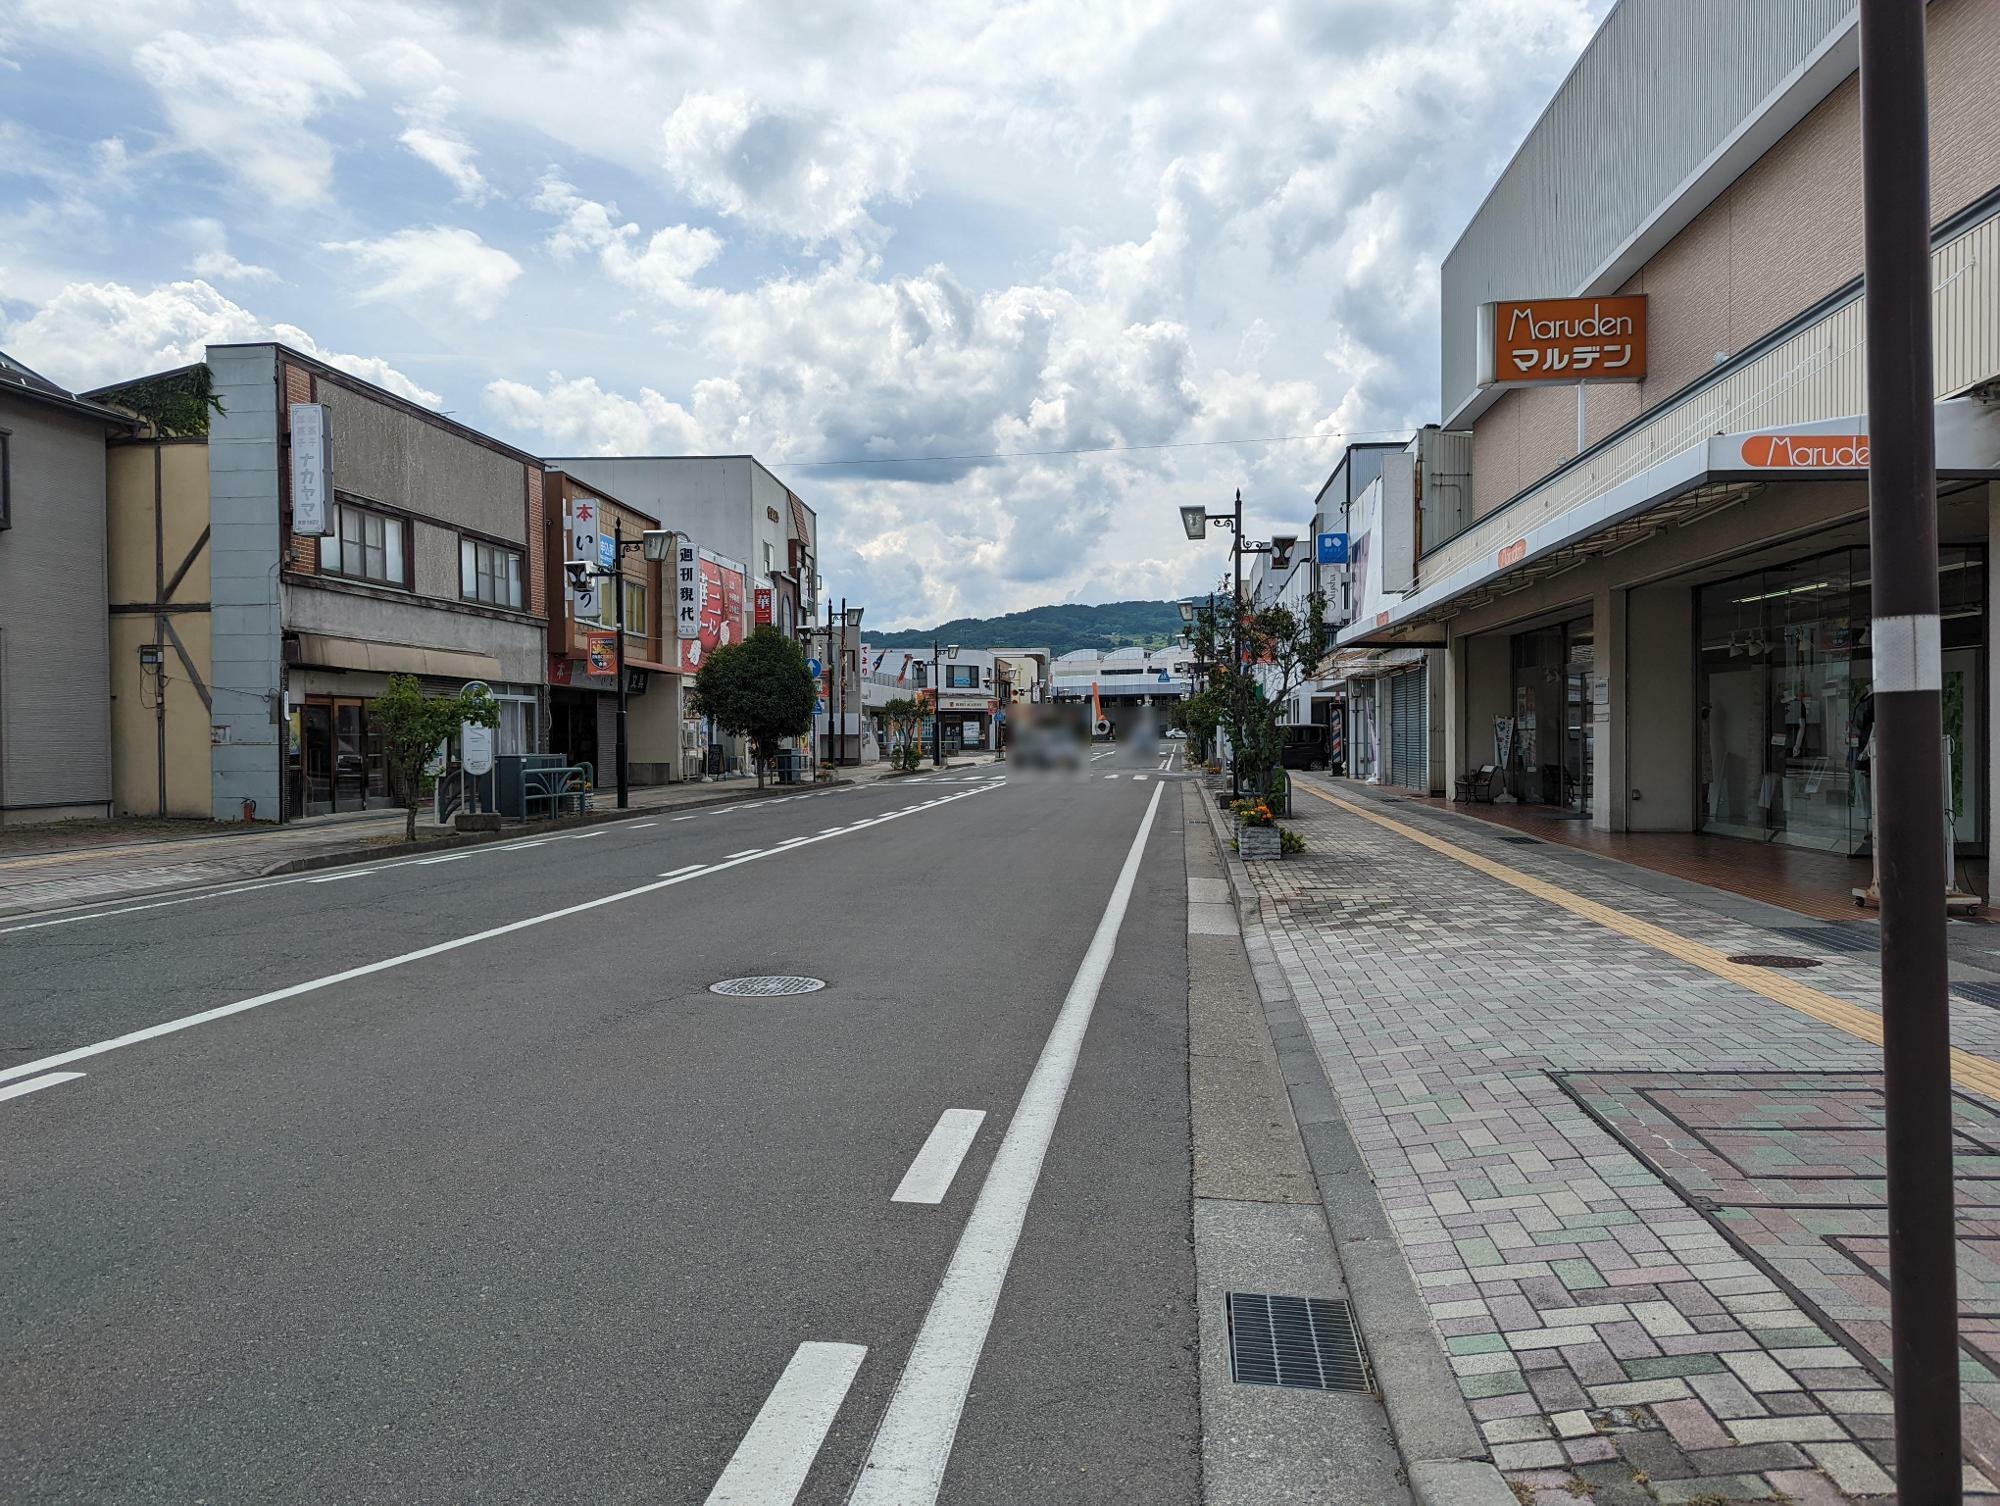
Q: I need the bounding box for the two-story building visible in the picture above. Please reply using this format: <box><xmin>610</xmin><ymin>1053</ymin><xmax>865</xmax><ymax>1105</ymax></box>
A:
<box><xmin>1339</xmin><ymin>0</ymin><xmax>2000</xmax><ymax>864</ymax></box>
<box><xmin>95</xmin><ymin>343</ymin><xmax>550</xmax><ymax>821</ymax></box>
<box><xmin>0</xmin><ymin>353</ymin><xmax>131</xmax><ymax>826</ymax></box>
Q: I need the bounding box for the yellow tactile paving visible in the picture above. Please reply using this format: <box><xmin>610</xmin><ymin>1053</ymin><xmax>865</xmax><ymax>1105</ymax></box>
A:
<box><xmin>1298</xmin><ymin>783</ymin><xmax>2000</xmax><ymax>1102</ymax></box>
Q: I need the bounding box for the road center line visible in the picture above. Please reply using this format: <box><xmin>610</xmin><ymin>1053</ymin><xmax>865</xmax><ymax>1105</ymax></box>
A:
<box><xmin>0</xmin><ymin>784</ymin><xmax>1003</xmax><ymax>1088</ymax></box>
<box><xmin>702</xmin><ymin>1341</ymin><xmax>867</xmax><ymax>1506</ymax></box>
<box><xmin>890</xmin><ymin>1109</ymin><xmax>987</xmax><ymax>1204</ymax></box>
<box><xmin>847</xmin><ymin>780</ymin><xmax>1164</xmax><ymax>1505</ymax></box>
<box><xmin>660</xmin><ymin>864</ymin><xmax>706</xmax><ymax>878</ymax></box>
<box><xmin>0</xmin><ymin>1071</ymin><xmax>85</xmax><ymax>1104</ymax></box>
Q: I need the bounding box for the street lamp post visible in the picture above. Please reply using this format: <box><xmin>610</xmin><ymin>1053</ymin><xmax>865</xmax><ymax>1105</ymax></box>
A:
<box><xmin>929</xmin><ymin>641</ymin><xmax>959</xmax><ymax>765</ymax></box>
<box><xmin>574</xmin><ymin>521</ymin><xmax>675</xmax><ymax>810</ymax></box>
<box><xmin>1178</xmin><ymin>496</ymin><xmax>1298</xmax><ymax>798</ymax></box>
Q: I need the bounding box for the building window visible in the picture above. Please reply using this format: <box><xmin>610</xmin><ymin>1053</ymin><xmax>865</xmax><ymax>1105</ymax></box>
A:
<box><xmin>763</xmin><ymin>541</ymin><xmax>774</xmax><ymax>575</ymax></box>
<box><xmin>946</xmin><ymin>664</ymin><xmax>980</xmax><ymax>689</ymax></box>
<box><xmin>323</xmin><ymin>501</ymin><xmax>408</xmax><ymax>588</ymax></box>
<box><xmin>621</xmin><ymin>577</ymin><xmax>648</xmax><ymax>636</ymax></box>
<box><xmin>461</xmin><ymin>537</ymin><xmax>524</xmax><ymax>609</ymax></box>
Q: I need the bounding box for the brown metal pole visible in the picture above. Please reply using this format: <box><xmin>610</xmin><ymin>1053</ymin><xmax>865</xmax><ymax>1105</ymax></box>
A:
<box><xmin>1859</xmin><ymin>3</ymin><xmax>1960</xmax><ymax>1498</ymax></box>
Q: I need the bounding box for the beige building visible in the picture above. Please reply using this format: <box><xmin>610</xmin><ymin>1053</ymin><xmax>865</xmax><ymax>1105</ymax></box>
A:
<box><xmin>1340</xmin><ymin>0</ymin><xmax>2000</xmax><ymax>870</ymax></box>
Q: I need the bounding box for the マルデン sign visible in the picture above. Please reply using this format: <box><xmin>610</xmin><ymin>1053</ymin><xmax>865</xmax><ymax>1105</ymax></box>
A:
<box><xmin>1477</xmin><ymin>295</ymin><xmax>1647</xmax><ymax>386</ymax></box>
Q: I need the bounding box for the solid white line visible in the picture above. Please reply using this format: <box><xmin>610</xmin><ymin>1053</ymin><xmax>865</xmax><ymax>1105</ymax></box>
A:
<box><xmin>891</xmin><ymin>1109</ymin><xmax>987</xmax><ymax>1204</ymax></box>
<box><xmin>0</xmin><ymin>1070</ymin><xmax>85</xmax><ymax>1104</ymax></box>
<box><xmin>501</xmin><ymin>840</ymin><xmax>551</xmax><ymax>850</ymax></box>
<box><xmin>848</xmin><ymin>781</ymin><xmax>1163</xmax><ymax>1505</ymax></box>
<box><xmin>631</xmin><ymin>822</ymin><xmax>658</xmax><ymax>829</ymax></box>
<box><xmin>0</xmin><ymin>783</ymin><xmax>1005</xmax><ymax>1088</ymax></box>
<box><xmin>414</xmin><ymin>853</ymin><xmax>472</xmax><ymax>865</ymax></box>
<box><xmin>306</xmin><ymin>870</ymin><xmax>369</xmax><ymax>883</ymax></box>
<box><xmin>724</xmin><ymin>849</ymin><xmax>763</xmax><ymax>860</ymax></box>
<box><xmin>660</xmin><ymin>864</ymin><xmax>706</xmax><ymax>878</ymax></box>
<box><xmin>702</xmin><ymin>1341</ymin><xmax>867</xmax><ymax>1506</ymax></box>
<box><xmin>818</xmin><ymin>827</ymin><xmax>844</xmax><ymax>834</ymax></box>
<box><xmin>563</xmin><ymin>830</ymin><xmax>604</xmax><ymax>841</ymax></box>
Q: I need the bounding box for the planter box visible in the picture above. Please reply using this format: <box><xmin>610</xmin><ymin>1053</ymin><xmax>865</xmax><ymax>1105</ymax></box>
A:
<box><xmin>454</xmin><ymin>812</ymin><xmax>503</xmax><ymax>833</ymax></box>
<box><xmin>1237</xmin><ymin>822</ymin><xmax>1282</xmax><ymax>861</ymax></box>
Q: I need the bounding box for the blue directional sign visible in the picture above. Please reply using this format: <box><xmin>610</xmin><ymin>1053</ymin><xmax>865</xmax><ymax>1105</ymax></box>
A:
<box><xmin>598</xmin><ymin>533</ymin><xmax>617</xmax><ymax>568</ymax></box>
<box><xmin>1317</xmin><ymin>532</ymin><xmax>1349</xmax><ymax>565</ymax></box>
<box><xmin>814</xmin><ymin>697</ymin><xmax>827</xmax><ymax>715</ymax></box>
<box><xmin>806</xmin><ymin>657</ymin><xmax>823</xmax><ymax>678</ymax></box>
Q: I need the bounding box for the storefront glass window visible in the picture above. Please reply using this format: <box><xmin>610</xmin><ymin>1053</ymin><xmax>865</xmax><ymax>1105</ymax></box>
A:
<box><xmin>1697</xmin><ymin>545</ymin><xmax>1984</xmax><ymax>855</ymax></box>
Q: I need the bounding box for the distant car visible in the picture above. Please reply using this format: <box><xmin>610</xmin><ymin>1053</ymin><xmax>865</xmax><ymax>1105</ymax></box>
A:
<box><xmin>1279</xmin><ymin>724</ymin><xmax>1331</xmax><ymax>771</ymax></box>
<box><xmin>1164</xmin><ymin>728</ymin><xmax>1187</xmax><ymax>740</ymax></box>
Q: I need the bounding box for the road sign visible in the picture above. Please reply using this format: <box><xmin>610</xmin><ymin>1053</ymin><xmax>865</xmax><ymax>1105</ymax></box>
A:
<box><xmin>1317</xmin><ymin>532</ymin><xmax>1349</xmax><ymax>565</ymax></box>
<box><xmin>814</xmin><ymin>697</ymin><xmax>827</xmax><ymax>715</ymax></box>
<box><xmin>807</xmin><ymin>657</ymin><xmax>822</xmax><ymax>679</ymax></box>
<box><xmin>598</xmin><ymin>532</ymin><xmax>617</xmax><ymax>568</ymax></box>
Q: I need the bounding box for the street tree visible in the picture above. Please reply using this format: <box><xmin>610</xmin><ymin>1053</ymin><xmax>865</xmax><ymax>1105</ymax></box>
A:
<box><xmin>881</xmin><ymin>695</ymin><xmax>925</xmax><ymax>770</ymax></box>
<box><xmin>691</xmin><ymin>625</ymin><xmax>816</xmax><ymax>787</ymax></box>
<box><xmin>1181</xmin><ymin>589</ymin><xmax>1327</xmax><ymax>796</ymax></box>
<box><xmin>370</xmin><ymin>673</ymin><xmax>500</xmax><ymax>841</ymax></box>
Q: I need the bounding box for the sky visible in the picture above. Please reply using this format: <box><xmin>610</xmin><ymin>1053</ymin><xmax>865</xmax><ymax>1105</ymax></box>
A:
<box><xmin>0</xmin><ymin>0</ymin><xmax>1608</xmax><ymax>629</ymax></box>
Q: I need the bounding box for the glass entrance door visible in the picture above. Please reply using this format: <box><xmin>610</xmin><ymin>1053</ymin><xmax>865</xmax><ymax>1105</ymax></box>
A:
<box><xmin>301</xmin><ymin>703</ymin><xmax>335</xmax><ymax>816</ymax></box>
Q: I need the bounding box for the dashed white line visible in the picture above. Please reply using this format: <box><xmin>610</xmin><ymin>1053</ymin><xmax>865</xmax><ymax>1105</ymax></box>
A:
<box><xmin>0</xmin><ymin>1070</ymin><xmax>85</xmax><ymax>1104</ymax></box>
<box><xmin>701</xmin><ymin>1341</ymin><xmax>867</xmax><ymax>1506</ymax></box>
<box><xmin>631</xmin><ymin>822</ymin><xmax>658</xmax><ymax>829</ymax></box>
<box><xmin>891</xmin><ymin>1109</ymin><xmax>987</xmax><ymax>1204</ymax></box>
<box><xmin>671</xmin><ymin>816</ymin><xmax>699</xmax><ymax>823</ymax></box>
<box><xmin>723</xmin><ymin>849</ymin><xmax>763</xmax><ymax>860</ymax></box>
<box><xmin>660</xmin><ymin>864</ymin><xmax>706</xmax><ymax>878</ymax></box>
<box><xmin>1133</xmin><ymin>774</ymin><xmax>1148</xmax><ymax>782</ymax></box>
<box><xmin>1103</xmin><ymin>773</ymin><xmax>1118</xmax><ymax>781</ymax></box>
<box><xmin>848</xmin><ymin>782</ymin><xmax>1165</xmax><ymax>1506</ymax></box>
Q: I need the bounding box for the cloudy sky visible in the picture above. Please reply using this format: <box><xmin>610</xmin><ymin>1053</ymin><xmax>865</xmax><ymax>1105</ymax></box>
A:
<box><xmin>0</xmin><ymin>0</ymin><xmax>1605</xmax><ymax>628</ymax></box>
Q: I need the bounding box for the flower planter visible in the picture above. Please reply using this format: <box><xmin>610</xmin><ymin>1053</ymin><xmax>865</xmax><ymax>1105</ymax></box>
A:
<box><xmin>1237</xmin><ymin>821</ymin><xmax>1282</xmax><ymax>861</ymax></box>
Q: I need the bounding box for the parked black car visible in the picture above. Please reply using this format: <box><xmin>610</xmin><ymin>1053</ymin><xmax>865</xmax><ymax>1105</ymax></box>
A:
<box><xmin>1278</xmin><ymin>724</ymin><xmax>1331</xmax><ymax>771</ymax></box>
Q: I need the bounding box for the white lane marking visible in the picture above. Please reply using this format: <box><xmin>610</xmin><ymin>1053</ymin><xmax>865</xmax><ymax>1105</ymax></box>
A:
<box><xmin>702</xmin><ymin>1341</ymin><xmax>867</xmax><ymax>1506</ymax></box>
<box><xmin>562</xmin><ymin>830</ymin><xmax>604</xmax><ymax>841</ymax></box>
<box><xmin>631</xmin><ymin>822</ymin><xmax>658</xmax><ymax>830</ymax></box>
<box><xmin>1133</xmin><ymin>774</ymin><xmax>1148</xmax><ymax>782</ymax></box>
<box><xmin>848</xmin><ymin>781</ymin><xmax>1164</xmax><ymax>1506</ymax></box>
<box><xmin>501</xmin><ymin>840</ymin><xmax>551</xmax><ymax>851</ymax></box>
<box><xmin>1103</xmin><ymin>773</ymin><xmax>1118</xmax><ymax>780</ymax></box>
<box><xmin>671</xmin><ymin>816</ymin><xmax>698</xmax><ymax>822</ymax></box>
<box><xmin>660</xmin><ymin>864</ymin><xmax>706</xmax><ymax>878</ymax></box>
<box><xmin>818</xmin><ymin>827</ymin><xmax>843</xmax><ymax>834</ymax></box>
<box><xmin>891</xmin><ymin>1109</ymin><xmax>987</xmax><ymax>1204</ymax></box>
<box><xmin>0</xmin><ymin>782</ymin><xmax>1007</xmax><ymax>1087</ymax></box>
<box><xmin>306</xmin><ymin>870</ymin><xmax>370</xmax><ymax>883</ymax></box>
<box><xmin>0</xmin><ymin>1071</ymin><xmax>85</xmax><ymax>1104</ymax></box>
<box><xmin>723</xmin><ymin>849</ymin><xmax>763</xmax><ymax>860</ymax></box>
<box><xmin>414</xmin><ymin>853</ymin><xmax>472</xmax><ymax>865</ymax></box>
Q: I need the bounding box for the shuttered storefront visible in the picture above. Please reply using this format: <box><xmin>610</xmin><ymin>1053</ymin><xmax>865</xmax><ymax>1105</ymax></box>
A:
<box><xmin>1389</xmin><ymin>668</ymin><xmax>1427</xmax><ymax>792</ymax></box>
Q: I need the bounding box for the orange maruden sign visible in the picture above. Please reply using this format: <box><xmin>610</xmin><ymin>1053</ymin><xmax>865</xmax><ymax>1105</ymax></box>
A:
<box><xmin>1738</xmin><ymin>433</ymin><xmax>1869</xmax><ymax>468</ymax></box>
<box><xmin>1479</xmin><ymin>295</ymin><xmax>1647</xmax><ymax>386</ymax></box>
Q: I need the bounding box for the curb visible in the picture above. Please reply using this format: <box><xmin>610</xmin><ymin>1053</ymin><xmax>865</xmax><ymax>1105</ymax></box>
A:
<box><xmin>1194</xmin><ymin>785</ymin><xmax>1510</xmax><ymax>1506</ymax></box>
<box><xmin>259</xmin><ymin>778</ymin><xmax>865</xmax><ymax>879</ymax></box>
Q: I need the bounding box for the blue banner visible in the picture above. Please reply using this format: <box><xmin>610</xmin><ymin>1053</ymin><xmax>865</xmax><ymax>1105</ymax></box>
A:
<box><xmin>1317</xmin><ymin>532</ymin><xmax>1349</xmax><ymax>565</ymax></box>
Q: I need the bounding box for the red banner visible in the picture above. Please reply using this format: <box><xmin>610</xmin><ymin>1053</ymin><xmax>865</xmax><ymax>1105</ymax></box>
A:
<box><xmin>754</xmin><ymin>586</ymin><xmax>774</xmax><ymax>625</ymax></box>
<box><xmin>678</xmin><ymin>552</ymin><xmax>747</xmax><ymax>674</ymax></box>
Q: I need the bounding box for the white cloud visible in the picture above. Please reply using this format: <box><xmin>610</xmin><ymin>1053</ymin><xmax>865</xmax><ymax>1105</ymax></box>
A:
<box><xmin>532</xmin><ymin>174</ymin><xmax>721</xmax><ymax>305</ymax></box>
<box><xmin>484</xmin><ymin>372</ymin><xmax>705</xmax><ymax>454</ymax></box>
<box><xmin>322</xmin><ymin>226</ymin><xmax>522</xmax><ymax>316</ymax></box>
<box><xmin>1</xmin><ymin>279</ymin><xmax>442</xmax><ymax>406</ymax></box>
<box><xmin>660</xmin><ymin>89</ymin><xmax>914</xmax><ymax>246</ymax></box>
<box><xmin>184</xmin><ymin>217</ymin><xmax>279</xmax><ymax>284</ymax></box>
<box><xmin>131</xmin><ymin>31</ymin><xmax>360</xmax><ymax>205</ymax></box>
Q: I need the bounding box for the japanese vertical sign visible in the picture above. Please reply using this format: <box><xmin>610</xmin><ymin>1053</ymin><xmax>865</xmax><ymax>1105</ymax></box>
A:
<box><xmin>677</xmin><ymin>549</ymin><xmax>746</xmax><ymax>674</ymax></box>
<box><xmin>568</xmin><ymin>496</ymin><xmax>601</xmax><ymax>623</ymax></box>
<box><xmin>288</xmin><ymin>403</ymin><xmax>331</xmax><ymax>535</ymax></box>
<box><xmin>754</xmin><ymin>587</ymin><xmax>774</xmax><ymax>625</ymax></box>
<box><xmin>1476</xmin><ymin>296</ymin><xmax>1647</xmax><ymax>386</ymax></box>
<box><xmin>674</xmin><ymin>536</ymin><xmax>700</xmax><ymax>648</ymax></box>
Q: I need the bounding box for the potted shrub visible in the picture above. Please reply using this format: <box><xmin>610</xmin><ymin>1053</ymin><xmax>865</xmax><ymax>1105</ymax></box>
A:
<box><xmin>1234</xmin><ymin>798</ymin><xmax>1283</xmax><ymax>860</ymax></box>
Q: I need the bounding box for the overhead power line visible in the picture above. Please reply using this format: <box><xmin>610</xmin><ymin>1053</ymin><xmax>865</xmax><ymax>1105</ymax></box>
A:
<box><xmin>770</xmin><ymin>427</ymin><xmax>1412</xmax><ymax>469</ymax></box>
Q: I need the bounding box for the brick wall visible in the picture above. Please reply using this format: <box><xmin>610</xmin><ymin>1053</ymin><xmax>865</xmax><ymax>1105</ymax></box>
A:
<box><xmin>281</xmin><ymin>361</ymin><xmax>317</xmax><ymax>574</ymax></box>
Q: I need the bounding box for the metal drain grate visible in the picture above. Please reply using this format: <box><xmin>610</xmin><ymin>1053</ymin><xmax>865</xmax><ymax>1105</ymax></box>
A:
<box><xmin>1766</xmin><ymin>924</ymin><xmax>1880</xmax><ymax>956</ymax></box>
<box><xmin>708</xmin><ymin>975</ymin><xmax>827</xmax><ymax>997</ymax></box>
<box><xmin>1226</xmin><ymin>1292</ymin><xmax>1371</xmax><ymax>1392</ymax></box>
<box><xmin>1725</xmin><ymin>954</ymin><xmax>1824</xmax><ymax>970</ymax></box>
<box><xmin>1954</xmin><ymin>981</ymin><xmax>2000</xmax><ymax>1010</ymax></box>
<box><xmin>1499</xmin><ymin>835</ymin><xmax>1543</xmax><ymax>846</ymax></box>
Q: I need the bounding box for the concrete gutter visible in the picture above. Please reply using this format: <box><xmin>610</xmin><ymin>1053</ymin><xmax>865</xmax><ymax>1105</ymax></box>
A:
<box><xmin>1194</xmin><ymin>786</ymin><xmax>1514</xmax><ymax>1506</ymax></box>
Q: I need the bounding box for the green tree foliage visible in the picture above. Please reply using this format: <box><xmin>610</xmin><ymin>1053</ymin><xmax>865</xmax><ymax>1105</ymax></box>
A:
<box><xmin>691</xmin><ymin>626</ymin><xmax>816</xmax><ymax>787</ymax></box>
<box><xmin>881</xmin><ymin>694</ymin><xmax>926</xmax><ymax>770</ymax></box>
<box><xmin>1182</xmin><ymin>590</ymin><xmax>1327</xmax><ymax>799</ymax></box>
<box><xmin>90</xmin><ymin>365</ymin><xmax>225</xmax><ymax>438</ymax></box>
<box><xmin>370</xmin><ymin>673</ymin><xmax>500</xmax><ymax>841</ymax></box>
<box><xmin>867</xmin><ymin>600</ymin><xmax>1183</xmax><ymax>656</ymax></box>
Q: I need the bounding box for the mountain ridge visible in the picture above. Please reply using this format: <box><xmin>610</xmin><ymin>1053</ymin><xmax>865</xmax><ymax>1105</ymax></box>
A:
<box><xmin>865</xmin><ymin>599</ymin><xmax>1181</xmax><ymax>657</ymax></box>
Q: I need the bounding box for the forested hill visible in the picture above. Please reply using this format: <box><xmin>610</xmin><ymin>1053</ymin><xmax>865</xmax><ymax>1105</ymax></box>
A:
<box><xmin>866</xmin><ymin>600</ymin><xmax>1181</xmax><ymax>656</ymax></box>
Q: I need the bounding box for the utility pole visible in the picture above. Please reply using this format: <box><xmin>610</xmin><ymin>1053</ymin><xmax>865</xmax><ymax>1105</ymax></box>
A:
<box><xmin>613</xmin><ymin>518</ymin><xmax>630</xmax><ymax>810</ymax></box>
<box><xmin>1859</xmin><ymin>3</ymin><xmax>1960</xmax><ymax>1499</ymax></box>
<box><xmin>1232</xmin><ymin>488</ymin><xmax>1245</xmax><ymax>800</ymax></box>
<box><xmin>838</xmin><ymin>596</ymin><xmax>849</xmax><ymax>767</ymax></box>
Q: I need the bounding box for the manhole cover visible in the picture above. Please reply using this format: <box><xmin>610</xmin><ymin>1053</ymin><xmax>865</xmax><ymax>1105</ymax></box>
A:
<box><xmin>1500</xmin><ymin>835</ymin><xmax>1542</xmax><ymax>845</ymax></box>
<box><xmin>709</xmin><ymin>975</ymin><xmax>827</xmax><ymax>997</ymax></box>
<box><xmin>1226</xmin><ymin>1292</ymin><xmax>1371</xmax><ymax>1392</ymax></box>
<box><xmin>1725</xmin><ymin>954</ymin><xmax>1823</xmax><ymax>970</ymax></box>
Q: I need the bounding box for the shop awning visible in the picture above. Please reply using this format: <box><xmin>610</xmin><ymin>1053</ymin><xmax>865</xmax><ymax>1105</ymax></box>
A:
<box><xmin>1319</xmin><ymin>647</ymin><xmax>1428</xmax><ymax>685</ymax></box>
<box><xmin>1341</xmin><ymin>397</ymin><xmax>2000</xmax><ymax>646</ymax></box>
<box><xmin>293</xmin><ymin>633</ymin><xmax>502</xmax><ymax>681</ymax></box>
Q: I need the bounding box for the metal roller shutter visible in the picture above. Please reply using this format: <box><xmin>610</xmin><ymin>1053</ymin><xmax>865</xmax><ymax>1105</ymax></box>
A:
<box><xmin>1390</xmin><ymin>669</ymin><xmax>1426</xmax><ymax>790</ymax></box>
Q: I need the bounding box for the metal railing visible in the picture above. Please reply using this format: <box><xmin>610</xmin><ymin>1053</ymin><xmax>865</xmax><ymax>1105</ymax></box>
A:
<box><xmin>522</xmin><ymin>762</ymin><xmax>594</xmax><ymax>819</ymax></box>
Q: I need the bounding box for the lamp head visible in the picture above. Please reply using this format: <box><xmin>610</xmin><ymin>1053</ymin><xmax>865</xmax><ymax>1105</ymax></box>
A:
<box><xmin>1179</xmin><ymin>505</ymin><xmax>1207</xmax><ymax>541</ymax></box>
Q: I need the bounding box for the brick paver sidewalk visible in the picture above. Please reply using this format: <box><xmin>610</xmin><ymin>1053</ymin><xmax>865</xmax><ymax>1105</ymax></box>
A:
<box><xmin>0</xmin><ymin>757</ymin><xmax>959</xmax><ymax>921</ymax></box>
<box><xmin>1243</xmin><ymin>775</ymin><xmax>2000</xmax><ymax>1506</ymax></box>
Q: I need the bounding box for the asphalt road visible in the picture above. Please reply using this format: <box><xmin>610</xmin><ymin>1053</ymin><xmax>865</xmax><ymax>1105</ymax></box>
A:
<box><xmin>2</xmin><ymin>747</ymin><xmax>1199</xmax><ymax>1504</ymax></box>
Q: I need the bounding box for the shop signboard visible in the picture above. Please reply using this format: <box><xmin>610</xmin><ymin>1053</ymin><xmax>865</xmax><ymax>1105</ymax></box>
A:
<box><xmin>1476</xmin><ymin>295</ymin><xmax>1647</xmax><ymax>387</ymax></box>
<box><xmin>569</xmin><ymin>497</ymin><xmax>601</xmax><ymax>624</ymax></box>
<box><xmin>677</xmin><ymin>549</ymin><xmax>747</xmax><ymax>674</ymax></box>
<box><xmin>754</xmin><ymin>586</ymin><xmax>774</xmax><ymax>625</ymax></box>
<box><xmin>586</xmin><ymin>631</ymin><xmax>619</xmax><ymax>676</ymax></box>
<box><xmin>674</xmin><ymin>535</ymin><xmax>700</xmax><ymax>644</ymax></box>
<box><xmin>288</xmin><ymin>403</ymin><xmax>331</xmax><ymax>535</ymax></box>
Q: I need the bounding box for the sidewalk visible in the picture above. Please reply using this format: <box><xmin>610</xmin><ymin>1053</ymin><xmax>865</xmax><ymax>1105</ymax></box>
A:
<box><xmin>0</xmin><ymin>757</ymin><xmax>988</xmax><ymax>921</ymax></box>
<box><xmin>1233</xmin><ymin>773</ymin><xmax>2000</xmax><ymax>1506</ymax></box>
